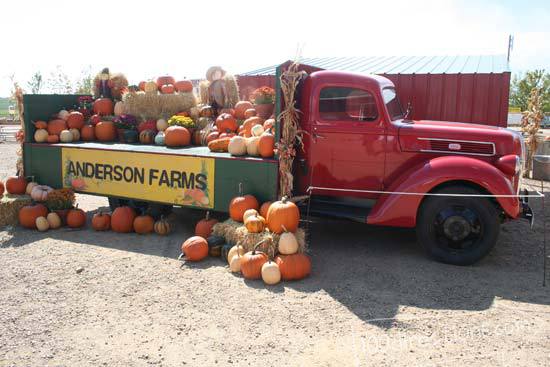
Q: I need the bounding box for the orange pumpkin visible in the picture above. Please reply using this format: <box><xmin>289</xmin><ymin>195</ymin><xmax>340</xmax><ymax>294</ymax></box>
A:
<box><xmin>92</xmin><ymin>211</ymin><xmax>111</xmax><ymax>231</ymax></box>
<box><xmin>240</xmin><ymin>248</ymin><xmax>268</xmax><ymax>280</ymax></box>
<box><xmin>5</xmin><ymin>176</ymin><xmax>27</xmax><ymax>195</ymax></box>
<box><xmin>67</xmin><ymin>207</ymin><xmax>86</xmax><ymax>228</ymax></box>
<box><xmin>18</xmin><ymin>203</ymin><xmax>48</xmax><ymax>229</ymax></box>
<box><xmin>207</xmin><ymin>137</ymin><xmax>231</xmax><ymax>152</ymax></box>
<box><xmin>258</xmin><ymin>133</ymin><xmax>275</xmax><ymax>158</ymax></box>
<box><xmin>234</xmin><ymin>101</ymin><xmax>254</xmax><ymax>119</ymax></box>
<box><xmin>195</xmin><ymin>211</ymin><xmax>218</xmax><ymax>238</ymax></box>
<box><xmin>215</xmin><ymin>113</ymin><xmax>238</xmax><ymax>133</ymax></box>
<box><xmin>242</xmin><ymin>117</ymin><xmax>263</xmax><ymax>137</ymax></box>
<box><xmin>139</xmin><ymin>81</ymin><xmax>146</xmax><ymax>91</ymax></box>
<box><xmin>47</xmin><ymin>135</ymin><xmax>60</xmax><ymax>143</ymax></box>
<box><xmin>160</xmin><ymin>84</ymin><xmax>175</xmax><ymax>94</ymax></box>
<box><xmin>66</xmin><ymin>111</ymin><xmax>85</xmax><ymax>129</ymax></box>
<box><xmin>133</xmin><ymin>214</ymin><xmax>154</xmax><ymax>234</ymax></box>
<box><xmin>175</xmin><ymin>80</ymin><xmax>193</xmax><ymax>93</ymax></box>
<box><xmin>47</xmin><ymin>119</ymin><xmax>67</xmax><ymax>136</ymax></box>
<box><xmin>181</xmin><ymin>236</ymin><xmax>209</xmax><ymax>261</ymax></box>
<box><xmin>275</xmin><ymin>253</ymin><xmax>311</xmax><ymax>280</ymax></box>
<box><xmin>244</xmin><ymin>214</ymin><xmax>265</xmax><ymax>233</ymax></box>
<box><xmin>156</xmin><ymin>76</ymin><xmax>176</xmax><ymax>89</ymax></box>
<box><xmin>206</xmin><ymin>131</ymin><xmax>220</xmax><ymax>143</ymax></box>
<box><xmin>0</xmin><ymin>181</ymin><xmax>4</xmax><ymax>196</ymax></box>
<box><xmin>165</xmin><ymin>126</ymin><xmax>190</xmax><ymax>147</ymax></box>
<box><xmin>80</xmin><ymin>125</ymin><xmax>96</xmax><ymax>141</ymax></box>
<box><xmin>34</xmin><ymin>120</ymin><xmax>48</xmax><ymax>129</ymax></box>
<box><xmin>111</xmin><ymin>206</ymin><xmax>136</xmax><ymax>233</ymax></box>
<box><xmin>93</xmin><ymin>98</ymin><xmax>114</xmax><ymax>115</ymax></box>
<box><xmin>259</xmin><ymin>201</ymin><xmax>272</xmax><ymax>219</ymax></box>
<box><xmin>229</xmin><ymin>194</ymin><xmax>259</xmax><ymax>222</ymax></box>
<box><xmin>95</xmin><ymin>121</ymin><xmax>117</xmax><ymax>142</ymax></box>
<box><xmin>266</xmin><ymin>197</ymin><xmax>300</xmax><ymax>234</ymax></box>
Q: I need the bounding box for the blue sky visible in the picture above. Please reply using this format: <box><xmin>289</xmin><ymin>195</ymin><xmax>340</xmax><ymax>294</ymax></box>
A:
<box><xmin>0</xmin><ymin>0</ymin><xmax>548</xmax><ymax>97</ymax></box>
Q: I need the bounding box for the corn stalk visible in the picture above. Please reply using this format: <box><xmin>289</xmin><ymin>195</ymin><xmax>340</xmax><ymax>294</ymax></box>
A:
<box><xmin>520</xmin><ymin>88</ymin><xmax>544</xmax><ymax>177</ymax></box>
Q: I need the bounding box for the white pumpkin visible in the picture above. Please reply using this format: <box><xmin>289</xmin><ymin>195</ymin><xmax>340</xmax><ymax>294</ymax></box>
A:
<box><xmin>227</xmin><ymin>245</ymin><xmax>245</xmax><ymax>264</ymax></box>
<box><xmin>228</xmin><ymin>136</ymin><xmax>247</xmax><ymax>156</ymax></box>
<box><xmin>69</xmin><ymin>128</ymin><xmax>80</xmax><ymax>141</ymax></box>
<box><xmin>229</xmin><ymin>254</ymin><xmax>242</xmax><ymax>273</ymax></box>
<box><xmin>26</xmin><ymin>182</ymin><xmax>39</xmax><ymax>195</ymax></box>
<box><xmin>59</xmin><ymin>130</ymin><xmax>73</xmax><ymax>143</ymax></box>
<box><xmin>114</xmin><ymin>101</ymin><xmax>125</xmax><ymax>116</ymax></box>
<box><xmin>46</xmin><ymin>212</ymin><xmax>62</xmax><ymax>229</ymax></box>
<box><xmin>246</xmin><ymin>136</ymin><xmax>260</xmax><ymax>156</ymax></box>
<box><xmin>144</xmin><ymin>81</ymin><xmax>158</xmax><ymax>93</ymax></box>
<box><xmin>278</xmin><ymin>231</ymin><xmax>299</xmax><ymax>255</ymax></box>
<box><xmin>154</xmin><ymin>132</ymin><xmax>165</xmax><ymax>145</ymax></box>
<box><xmin>261</xmin><ymin>261</ymin><xmax>281</xmax><ymax>285</ymax></box>
<box><xmin>251</xmin><ymin>124</ymin><xmax>264</xmax><ymax>137</ymax></box>
<box><xmin>31</xmin><ymin>185</ymin><xmax>52</xmax><ymax>202</ymax></box>
<box><xmin>156</xmin><ymin>118</ymin><xmax>168</xmax><ymax>131</ymax></box>
<box><xmin>58</xmin><ymin>109</ymin><xmax>69</xmax><ymax>121</ymax></box>
<box><xmin>243</xmin><ymin>209</ymin><xmax>258</xmax><ymax>223</ymax></box>
<box><xmin>35</xmin><ymin>216</ymin><xmax>50</xmax><ymax>232</ymax></box>
<box><xmin>34</xmin><ymin>129</ymin><xmax>48</xmax><ymax>143</ymax></box>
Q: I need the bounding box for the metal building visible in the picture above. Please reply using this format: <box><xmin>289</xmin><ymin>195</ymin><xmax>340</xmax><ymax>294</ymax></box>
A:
<box><xmin>238</xmin><ymin>55</ymin><xmax>511</xmax><ymax>127</ymax></box>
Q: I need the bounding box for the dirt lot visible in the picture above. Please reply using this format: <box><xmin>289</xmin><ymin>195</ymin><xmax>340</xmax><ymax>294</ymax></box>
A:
<box><xmin>0</xmin><ymin>141</ymin><xmax>549</xmax><ymax>366</ymax></box>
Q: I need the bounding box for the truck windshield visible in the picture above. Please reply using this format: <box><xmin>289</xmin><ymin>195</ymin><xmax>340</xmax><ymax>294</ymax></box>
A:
<box><xmin>382</xmin><ymin>88</ymin><xmax>404</xmax><ymax>120</ymax></box>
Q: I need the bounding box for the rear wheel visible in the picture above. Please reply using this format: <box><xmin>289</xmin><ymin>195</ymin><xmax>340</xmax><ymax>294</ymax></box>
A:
<box><xmin>416</xmin><ymin>185</ymin><xmax>500</xmax><ymax>265</ymax></box>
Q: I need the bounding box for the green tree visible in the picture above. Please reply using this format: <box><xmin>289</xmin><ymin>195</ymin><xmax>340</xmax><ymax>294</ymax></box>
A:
<box><xmin>27</xmin><ymin>71</ymin><xmax>43</xmax><ymax>93</ymax></box>
<box><xmin>509</xmin><ymin>70</ymin><xmax>550</xmax><ymax>112</ymax></box>
<box><xmin>75</xmin><ymin>66</ymin><xmax>93</xmax><ymax>95</ymax></box>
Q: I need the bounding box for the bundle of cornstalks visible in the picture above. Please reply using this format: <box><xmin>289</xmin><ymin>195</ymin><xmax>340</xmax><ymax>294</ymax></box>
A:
<box><xmin>520</xmin><ymin>88</ymin><xmax>544</xmax><ymax>177</ymax></box>
<box><xmin>212</xmin><ymin>218</ymin><xmax>307</xmax><ymax>254</ymax></box>
<box><xmin>122</xmin><ymin>92</ymin><xmax>197</xmax><ymax>121</ymax></box>
<box><xmin>277</xmin><ymin>62</ymin><xmax>306</xmax><ymax>198</ymax></box>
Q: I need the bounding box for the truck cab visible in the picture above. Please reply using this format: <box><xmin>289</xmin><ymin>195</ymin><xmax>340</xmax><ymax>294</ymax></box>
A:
<box><xmin>296</xmin><ymin>70</ymin><xmax>529</xmax><ymax>265</ymax></box>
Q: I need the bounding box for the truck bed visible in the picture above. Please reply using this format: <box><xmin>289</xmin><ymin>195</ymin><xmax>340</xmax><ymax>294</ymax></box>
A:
<box><xmin>23</xmin><ymin>142</ymin><xmax>279</xmax><ymax>212</ymax></box>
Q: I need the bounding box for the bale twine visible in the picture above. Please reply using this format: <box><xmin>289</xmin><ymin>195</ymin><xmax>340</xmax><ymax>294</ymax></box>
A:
<box><xmin>0</xmin><ymin>194</ymin><xmax>32</xmax><ymax>227</ymax></box>
<box><xmin>212</xmin><ymin>218</ymin><xmax>307</xmax><ymax>254</ymax></box>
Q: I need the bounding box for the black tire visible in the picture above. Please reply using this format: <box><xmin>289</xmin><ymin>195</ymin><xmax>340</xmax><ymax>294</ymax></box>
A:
<box><xmin>108</xmin><ymin>197</ymin><xmax>172</xmax><ymax>218</ymax></box>
<box><xmin>416</xmin><ymin>185</ymin><xmax>500</xmax><ymax>265</ymax></box>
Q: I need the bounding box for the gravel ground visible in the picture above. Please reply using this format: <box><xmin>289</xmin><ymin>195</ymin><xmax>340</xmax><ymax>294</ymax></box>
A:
<box><xmin>0</xmin><ymin>141</ymin><xmax>549</xmax><ymax>366</ymax></box>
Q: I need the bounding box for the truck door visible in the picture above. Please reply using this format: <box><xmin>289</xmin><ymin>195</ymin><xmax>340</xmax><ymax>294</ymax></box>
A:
<box><xmin>308</xmin><ymin>85</ymin><xmax>386</xmax><ymax>197</ymax></box>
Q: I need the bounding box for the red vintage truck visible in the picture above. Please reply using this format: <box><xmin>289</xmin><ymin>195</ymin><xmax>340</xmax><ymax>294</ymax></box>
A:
<box><xmin>22</xmin><ymin>62</ymin><xmax>532</xmax><ymax>266</ymax></box>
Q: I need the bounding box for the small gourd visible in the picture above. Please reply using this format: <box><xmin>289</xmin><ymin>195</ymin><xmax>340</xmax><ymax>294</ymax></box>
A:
<box><xmin>58</xmin><ymin>109</ymin><xmax>69</xmax><ymax>121</ymax></box>
<box><xmin>25</xmin><ymin>182</ymin><xmax>38</xmax><ymax>195</ymax></box>
<box><xmin>154</xmin><ymin>131</ymin><xmax>165</xmax><ymax>145</ymax></box>
<box><xmin>251</xmin><ymin>124</ymin><xmax>264</xmax><ymax>137</ymax></box>
<box><xmin>228</xmin><ymin>136</ymin><xmax>247</xmax><ymax>156</ymax></box>
<box><xmin>34</xmin><ymin>129</ymin><xmax>48</xmax><ymax>143</ymax></box>
<box><xmin>244</xmin><ymin>214</ymin><xmax>266</xmax><ymax>233</ymax></box>
<box><xmin>278</xmin><ymin>231</ymin><xmax>299</xmax><ymax>255</ymax></box>
<box><xmin>69</xmin><ymin>128</ymin><xmax>80</xmax><ymax>141</ymax></box>
<box><xmin>156</xmin><ymin>118</ymin><xmax>168</xmax><ymax>131</ymax></box>
<box><xmin>261</xmin><ymin>260</ymin><xmax>281</xmax><ymax>285</ymax></box>
<box><xmin>46</xmin><ymin>212</ymin><xmax>62</xmax><ymax>229</ymax></box>
<box><xmin>229</xmin><ymin>253</ymin><xmax>242</xmax><ymax>272</ymax></box>
<box><xmin>59</xmin><ymin>129</ymin><xmax>73</xmax><ymax>143</ymax></box>
<box><xmin>227</xmin><ymin>244</ymin><xmax>246</xmax><ymax>264</ymax></box>
<box><xmin>31</xmin><ymin>185</ymin><xmax>52</xmax><ymax>202</ymax></box>
<box><xmin>242</xmin><ymin>209</ymin><xmax>258</xmax><ymax>223</ymax></box>
<box><xmin>154</xmin><ymin>216</ymin><xmax>171</xmax><ymax>235</ymax></box>
<box><xmin>35</xmin><ymin>216</ymin><xmax>50</xmax><ymax>232</ymax></box>
<box><xmin>246</xmin><ymin>136</ymin><xmax>260</xmax><ymax>156</ymax></box>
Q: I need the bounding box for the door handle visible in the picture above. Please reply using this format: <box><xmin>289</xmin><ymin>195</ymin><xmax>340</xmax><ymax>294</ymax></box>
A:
<box><xmin>313</xmin><ymin>132</ymin><xmax>326</xmax><ymax>140</ymax></box>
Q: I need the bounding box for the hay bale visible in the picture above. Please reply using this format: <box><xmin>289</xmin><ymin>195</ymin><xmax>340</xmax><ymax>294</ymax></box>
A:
<box><xmin>212</xmin><ymin>218</ymin><xmax>307</xmax><ymax>254</ymax></box>
<box><xmin>0</xmin><ymin>194</ymin><xmax>32</xmax><ymax>227</ymax></box>
<box><xmin>122</xmin><ymin>92</ymin><xmax>197</xmax><ymax>120</ymax></box>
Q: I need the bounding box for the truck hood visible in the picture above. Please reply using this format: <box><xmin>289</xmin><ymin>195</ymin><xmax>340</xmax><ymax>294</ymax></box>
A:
<box><xmin>397</xmin><ymin>119</ymin><xmax>522</xmax><ymax>157</ymax></box>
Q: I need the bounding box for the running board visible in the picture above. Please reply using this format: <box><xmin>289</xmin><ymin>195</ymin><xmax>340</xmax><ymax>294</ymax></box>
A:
<box><xmin>299</xmin><ymin>196</ymin><xmax>372</xmax><ymax>223</ymax></box>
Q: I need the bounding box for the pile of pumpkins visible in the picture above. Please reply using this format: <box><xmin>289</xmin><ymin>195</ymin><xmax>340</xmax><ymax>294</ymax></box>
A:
<box><xmin>180</xmin><ymin>194</ymin><xmax>311</xmax><ymax>286</ymax></box>
<box><xmin>138</xmin><ymin>76</ymin><xmax>193</xmax><ymax>95</ymax></box>
<box><xmin>206</xmin><ymin>101</ymin><xmax>276</xmax><ymax>159</ymax></box>
<box><xmin>33</xmin><ymin>99</ymin><xmax>119</xmax><ymax>144</ymax></box>
<box><xmin>89</xmin><ymin>206</ymin><xmax>172</xmax><ymax>235</ymax></box>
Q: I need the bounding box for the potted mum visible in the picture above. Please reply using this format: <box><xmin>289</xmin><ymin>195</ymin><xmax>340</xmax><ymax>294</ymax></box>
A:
<box><xmin>167</xmin><ymin>115</ymin><xmax>196</xmax><ymax>137</ymax></box>
<box><xmin>251</xmin><ymin>86</ymin><xmax>275</xmax><ymax>119</ymax></box>
<box><xmin>45</xmin><ymin>188</ymin><xmax>76</xmax><ymax>225</ymax></box>
<box><xmin>113</xmin><ymin>114</ymin><xmax>138</xmax><ymax>143</ymax></box>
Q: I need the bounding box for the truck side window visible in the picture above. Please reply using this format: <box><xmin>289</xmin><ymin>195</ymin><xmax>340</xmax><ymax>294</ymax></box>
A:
<box><xmin>319</xmin><ymin>87</ymin><xmax>378</xmax><ymax>122</ymax></box>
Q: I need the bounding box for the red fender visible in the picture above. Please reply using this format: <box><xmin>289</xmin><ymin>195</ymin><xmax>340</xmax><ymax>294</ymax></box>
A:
<box><xmin>367</xmin><ymin>156</ymin><xmax>520</xmax><ymax>228</ymax></box>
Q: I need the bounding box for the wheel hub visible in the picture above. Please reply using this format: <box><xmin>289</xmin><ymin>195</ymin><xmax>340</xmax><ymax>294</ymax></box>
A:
<box><xmin>443</xmin><ymin>215</ymin><xmax>471</xmax><ymax>241</ymax></box>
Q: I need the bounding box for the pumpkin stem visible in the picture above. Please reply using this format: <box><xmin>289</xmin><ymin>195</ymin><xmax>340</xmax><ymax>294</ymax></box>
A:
<box><xmin>281</xmin><ymin>225</ymin><xmax>288</xmax><ymax>233</ymax></box>
<box><xmin>281</xmin><ymin>196</ymin><xmax>288</xmax><ymax>203</ymax></box>
<box><xmin>253</xmin><ymin>238</ymin><xmax>269</xmax><ymax>254</ymax></box>
<box><xmin>205</xmin><ymin>211</ymin><xmax>210</xmax><ymax>221</ymax></box>
<box><xmin>238</xmin><ymin>182</ymin><xmax>243</xmax><ymax>196</ymax></box>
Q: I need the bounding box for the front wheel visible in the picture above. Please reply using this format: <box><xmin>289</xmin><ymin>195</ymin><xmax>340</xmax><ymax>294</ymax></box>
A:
<box><xmin>416</xmin><ymin>186</ymin><xmax>500</xmax><ymax>265</ymax></box>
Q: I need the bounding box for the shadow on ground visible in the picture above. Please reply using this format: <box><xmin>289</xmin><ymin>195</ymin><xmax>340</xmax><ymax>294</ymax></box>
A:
<box><xmin>2</xmin><ymin>197</ymin><xmax>549</xmax><ymax>328</ymax></box>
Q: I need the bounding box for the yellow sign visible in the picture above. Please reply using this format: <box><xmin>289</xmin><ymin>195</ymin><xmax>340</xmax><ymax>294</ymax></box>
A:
<box><xmin>61</xmin><ymin>147</ymin><xmax>215</xmax><ymax>208</ymax></box>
